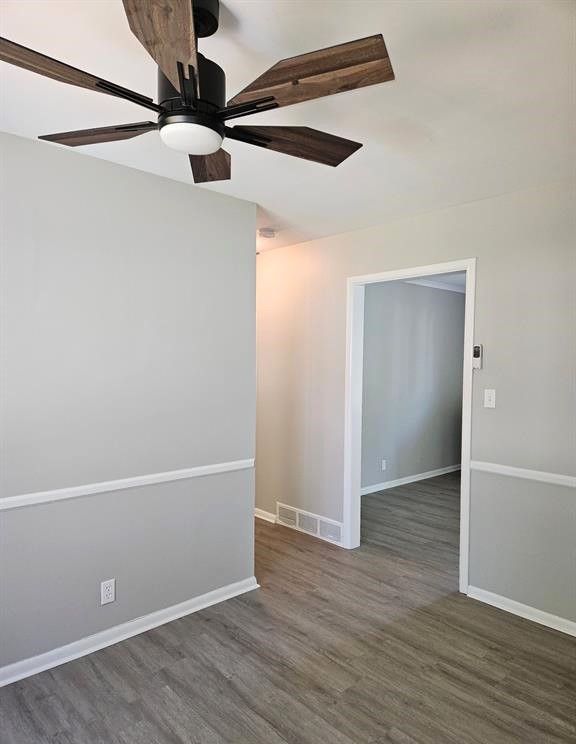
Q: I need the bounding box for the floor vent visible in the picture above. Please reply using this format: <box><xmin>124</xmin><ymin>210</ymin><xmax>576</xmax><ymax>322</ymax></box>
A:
<box><xmin>277</xmin><ymin>504</ymin><xmax>297</xmax><ymax>527</ymax></box>
<box><xmin>276</xmin><ymin>502</ymin><xmax>343</xmax><ymax>546</ymax></box>
<box><xmin>319</xmin><ymin>520</ymin><xmax>342</xmax><ymax>543</ymax></box>
<box><xmin>298</xmin><ymin>512</ymin><xmax>318</xmax><ymax>534</ymax></box>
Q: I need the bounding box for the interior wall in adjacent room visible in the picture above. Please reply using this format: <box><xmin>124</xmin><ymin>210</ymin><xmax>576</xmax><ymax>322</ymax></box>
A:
<box><xmin>361</xmin><ymin>281</ymin><xmax>465</xmax><ymax>489</ymax></box>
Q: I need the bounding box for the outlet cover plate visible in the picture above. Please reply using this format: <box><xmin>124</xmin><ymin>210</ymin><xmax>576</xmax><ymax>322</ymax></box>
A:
<box><xmin>100</xmin><ymin>578</ymin><xmax>116</xmax><ymax>605</ymax></box>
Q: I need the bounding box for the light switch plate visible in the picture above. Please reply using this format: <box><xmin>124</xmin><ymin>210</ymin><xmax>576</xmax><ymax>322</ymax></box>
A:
<box><xmin>483</xmin><ymin>389</ymin><xmax>496</xmax><ymax>408</ymax></box>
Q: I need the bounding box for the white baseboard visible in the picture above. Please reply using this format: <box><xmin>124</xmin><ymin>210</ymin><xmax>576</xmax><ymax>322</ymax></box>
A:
<box><xmin>254</xmin><ymin>508</ymin><xmax>277</xmax><ymax>523</ymax></box>
<box><xmin>361</xmin><ymin>465</ymin><xmax>461</xmax><ymax>496</ymax></box>
<box><xmin>467</xmin><ymin>586</ymin><xmax>576</xmax><ymax>638</ymax></box>
<box><xmin>0</xmin><ymin>576</ymin><xmax>259</xmax><ymax>687</ymax></box>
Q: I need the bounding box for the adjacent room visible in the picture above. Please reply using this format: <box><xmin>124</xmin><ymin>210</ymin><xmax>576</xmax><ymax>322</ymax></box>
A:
<box><xmin>1</xmin><ymin>2</ymin><xmax>575</xmax><ymax>743</ymax></box>
<box><xmin>360</xmin><ymin>274</ymin><xmax>466</xmax><ymax>586</ymax></box>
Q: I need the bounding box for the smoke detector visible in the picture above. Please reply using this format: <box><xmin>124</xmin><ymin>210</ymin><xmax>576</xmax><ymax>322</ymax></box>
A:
<box><xmin>258</xmin><ymin>227</ymin><xmax>277</xmax><ymax>239</ymax></box>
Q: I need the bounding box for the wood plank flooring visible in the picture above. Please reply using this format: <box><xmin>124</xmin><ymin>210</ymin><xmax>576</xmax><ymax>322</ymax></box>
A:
<box><xmin>1</xmin><ymin>473</ymin><xmax>575</xmax><ymax>743</ymax></box>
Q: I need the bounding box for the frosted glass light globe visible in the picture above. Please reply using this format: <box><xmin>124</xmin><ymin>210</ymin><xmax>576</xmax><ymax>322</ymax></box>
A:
<box><xmin>159</xmin><ymin>122</ymin><xmax>223</xmax><ymax>155</ymax></box>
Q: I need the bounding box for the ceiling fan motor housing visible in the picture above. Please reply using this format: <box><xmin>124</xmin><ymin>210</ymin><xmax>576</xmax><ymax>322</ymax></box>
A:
<box><xmin>157</xmin><ymin>55</ymin><xmax>226</xmax><ymax>111</ymax></box>
<box><xmin>157</xmin><ymin>54</ymin><xmax>226</xmax><ymax>152</ymax></box>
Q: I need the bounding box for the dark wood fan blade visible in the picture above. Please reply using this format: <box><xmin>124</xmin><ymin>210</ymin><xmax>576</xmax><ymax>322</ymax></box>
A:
<box><xmin>122</xmin><ymin>0</ymin><xmax>197</xmax><ymax>94</ymax></box>
<box><xmin>0</xmin><ymin>37</ymin><xmax>160</xmax><ymax>112</ymax></box>
<box><xmin>226</xmin><ymin>126</ymin><xmax>362</xmax><ymax>167</ymax></box>
<box><xmin>227</xmin><ymin>35</ymin><xmax>394</xmax><ymax>110</ymax></box>
<box><xmin>189</xmin><ymin>149</ymin><xmax>231</xmax><ymax>183</ymax></box>
<box><xmin>39</xmin><ymin>122</ymin><xmax>158</xmax><ymax>147</ymax></box>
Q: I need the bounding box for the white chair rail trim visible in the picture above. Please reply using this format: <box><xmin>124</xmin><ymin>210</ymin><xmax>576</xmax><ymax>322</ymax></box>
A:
<box><xmin>470</xmin><ymin>461</ymin><xmax>575</xmax><ymax>488</ymax></box>
<box><xmin>0</xmin><ymin>459</ymin><xmax>255</xmax><ymax>511</ymax></box>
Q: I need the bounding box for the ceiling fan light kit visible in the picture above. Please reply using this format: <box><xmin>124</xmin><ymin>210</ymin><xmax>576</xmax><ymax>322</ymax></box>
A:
<box><xmin>0</xmin><ymin>0</ymin><xmax>395</xmax><ymax>183</ymax></box>
<box><xmin>159</xmin><ymin>121</ymin><xmax>223</xmax><ymax>154</ymax></box>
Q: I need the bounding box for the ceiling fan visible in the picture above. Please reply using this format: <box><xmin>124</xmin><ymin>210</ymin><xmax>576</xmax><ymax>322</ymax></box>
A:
<box><xmin>0</xmin><ymin>0</ymin><xmax>395</xmax><ymax>183</ymax></box>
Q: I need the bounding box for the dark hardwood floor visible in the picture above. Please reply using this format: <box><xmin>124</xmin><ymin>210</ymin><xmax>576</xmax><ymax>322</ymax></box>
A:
<box><xmin>1</xmin><ymin>473</ymin><xmax>575</xmax><ymax>743</ymax></box>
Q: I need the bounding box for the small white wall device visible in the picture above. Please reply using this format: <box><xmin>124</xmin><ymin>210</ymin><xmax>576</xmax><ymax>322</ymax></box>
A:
<box><xmin>483</xmin><ymin>389</ymin><xmax>496</xmax><ymax>409</ymax></box>
<box><xmin>100</xmin><ymin>578</ymin><xmax>116</xmax><ymax>606</ymax></box>
<box><xmin>472</xmin><ymin>344</ymin><xmax>483</xmax><ymax>369</ymax></box>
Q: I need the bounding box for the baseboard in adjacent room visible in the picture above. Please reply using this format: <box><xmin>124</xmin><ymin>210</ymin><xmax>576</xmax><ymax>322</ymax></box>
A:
<box><xmin>254</xmin><ymin>508</ymin><xmax>277</xmax><ymax>523</ymax></box>
<box><xmin>360</xmin><ymin>465</ymin><xmax>461</xmax><ymax>496</ymax></box>
<box><xmin>467</xmin><ymin>586</ymin><xmax>576</xmax><ymax>638</ymax></box>
<box><xmin>0</xmin><ymin>576</ymin><xmax>259</xmax><ymax>687</ymax></box>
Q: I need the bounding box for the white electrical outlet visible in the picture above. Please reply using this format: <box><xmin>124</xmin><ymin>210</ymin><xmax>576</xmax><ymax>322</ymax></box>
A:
<box><xmin>100</xmin><ymin>578</ymin><xmax>116</xmax><ymax>606</ymax></box>
<box><xmin>381</xmin><ymin>459</ymin><xmax>387</xmax><ymax>471</ymax></box>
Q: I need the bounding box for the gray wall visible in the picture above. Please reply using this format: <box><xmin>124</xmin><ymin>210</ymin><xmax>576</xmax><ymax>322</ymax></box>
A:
<box><xmin>469</xmin><ymin>471</ymin><xmax>576</xmax><ymax>621</ymax></box>
<box><xmin>0</xmin><ymin>133</ymin><xmax>257</xmax><ymax>665</ymax></box>
<box><xmin>256</xmin><ymin>180</ymin><xmax>575</xmax><ymax>622</ymax></box>
<box><xmin>362</xmin><ymin>281</ymin><xmax>464</xmax><ymax>488</ymax></box>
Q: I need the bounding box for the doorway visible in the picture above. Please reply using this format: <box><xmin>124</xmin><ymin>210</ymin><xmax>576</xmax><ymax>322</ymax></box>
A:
<box><xmin>342</xmin><ymin>259</ymin><xmax>476</xmax><ymax>593</ymax></box>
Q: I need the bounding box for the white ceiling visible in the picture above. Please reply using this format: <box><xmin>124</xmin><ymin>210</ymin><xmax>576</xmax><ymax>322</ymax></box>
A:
<box><xmin>1</xmin><ymin>1</ymin><xmax>574</xmax><ymax>250</ymax></box>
